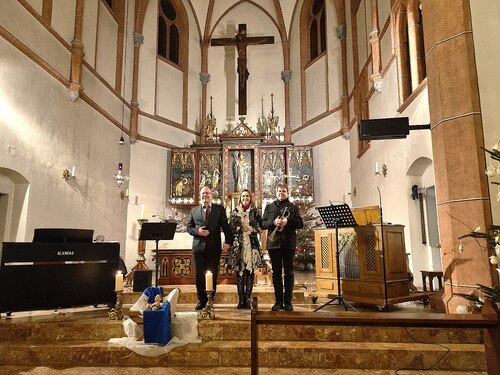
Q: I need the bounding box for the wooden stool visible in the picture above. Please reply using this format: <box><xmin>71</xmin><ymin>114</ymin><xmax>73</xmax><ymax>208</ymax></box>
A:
<box><xmin>421</xmin><ymin>270</ymin><xmax>443</xmax><ymax>292</ymax></box>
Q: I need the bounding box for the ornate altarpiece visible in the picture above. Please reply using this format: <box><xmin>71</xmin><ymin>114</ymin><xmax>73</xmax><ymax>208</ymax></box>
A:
<box><xmin>168</xmin><ymin>119</ymin><xmax>315</xmax><ymax>208</ymax></box>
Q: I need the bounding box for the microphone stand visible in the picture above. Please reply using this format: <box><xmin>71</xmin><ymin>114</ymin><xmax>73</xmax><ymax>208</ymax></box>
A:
<box><xmin>377</xmin><ymin>187</ymin><xmax>389</xmax><ymax>312</ymax></box>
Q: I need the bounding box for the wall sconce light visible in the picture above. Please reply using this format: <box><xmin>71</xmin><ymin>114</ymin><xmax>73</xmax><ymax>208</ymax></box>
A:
<box><xmin>375</xmin><ymin>162</ymin><xmax>387</xmax><ymax>177</ymax></box>
<box><xmin>120</xmin><ymin>189</ymin><xmax>129</xmax><ymax>200</ymax></box>
<box><xmin>62</xmin><ymin>166</ymin><xmax>76</xmax><ymax>181</ymax></box>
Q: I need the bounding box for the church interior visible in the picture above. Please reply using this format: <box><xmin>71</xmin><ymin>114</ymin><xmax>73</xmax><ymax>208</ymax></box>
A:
<box><xmin>0</xmin><ymin>0</ymin><xmax>499</xmax><ymax>373</ymax></box>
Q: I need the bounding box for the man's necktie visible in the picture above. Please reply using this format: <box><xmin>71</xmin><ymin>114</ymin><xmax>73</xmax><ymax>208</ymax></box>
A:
<box><xmin>205</xmin><ymin>206</ymin><xmax>210</xmax><ymax>225</ymax></box>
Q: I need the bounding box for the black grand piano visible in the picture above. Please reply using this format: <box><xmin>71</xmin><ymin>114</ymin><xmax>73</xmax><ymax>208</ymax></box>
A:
<box><xmin>0</xmin><ymin>228</ymin><xmax>120</xmax><ymax>314</ymax></box>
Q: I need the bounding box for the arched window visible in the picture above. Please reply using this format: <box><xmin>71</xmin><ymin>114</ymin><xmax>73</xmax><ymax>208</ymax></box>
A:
<box><xmin>158</xmin><ymin>0</ymin><xmax>180</xmax><ymax>65</ymax></box>
<box><xmin>309</xmin><ymin>0</ymin><xmax>326</xmax><ymax>61</ymax></box>
<box><xmin>395</xmin><ymin>0</ymin><xmax>426</xmax><ymax>103</ymax></box>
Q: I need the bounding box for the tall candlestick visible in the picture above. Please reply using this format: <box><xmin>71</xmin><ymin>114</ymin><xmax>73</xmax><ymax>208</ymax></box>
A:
<box><xmin>115</xmin><ymin>272</ymin><xmax>124</xmax><ymax>291</ymax></box>
<box><xmin>205</xmin><ymin>271</ymin><xmax>213</xmax><ymax>291</ymax></box>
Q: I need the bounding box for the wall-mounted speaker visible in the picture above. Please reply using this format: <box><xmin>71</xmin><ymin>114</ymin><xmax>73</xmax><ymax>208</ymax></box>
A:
<box><xmin>133</xmin><ymin>270</ymin><xmax>153</xmax><ymax>292</ymax></box>
<box><xmin>359</xmin><ymin>117</ymin><xmax>409</xmax><ymax>140</ymax></box>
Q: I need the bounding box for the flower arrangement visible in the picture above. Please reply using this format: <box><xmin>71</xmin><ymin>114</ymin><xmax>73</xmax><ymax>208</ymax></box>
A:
<box><xmin>153</xmin><ymin>207</ymin><xmax>188</xmax><ymax>232</ymax></box>
<box><xmin>454</xmin><ymin>140</ymin><xmax>500</xmax><ymax>311</ymax></box>
<box><xmin>482</xmin><ymin>141</ymin><xmax>500</xmax><ymax>201</ymax></box>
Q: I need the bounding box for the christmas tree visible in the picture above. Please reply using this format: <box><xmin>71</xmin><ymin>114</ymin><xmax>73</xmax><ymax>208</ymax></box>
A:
<box><xmin>293</xmin><ymin>199</ymin><xmax>323</xmax><ymax>271</ymax></box>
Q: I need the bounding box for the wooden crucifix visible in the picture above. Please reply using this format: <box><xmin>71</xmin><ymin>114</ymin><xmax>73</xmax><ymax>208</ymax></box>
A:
<box><xmin>211</xmin><ymin>24</ymin><xmax>274</xmax><ymax>115</ymax></box>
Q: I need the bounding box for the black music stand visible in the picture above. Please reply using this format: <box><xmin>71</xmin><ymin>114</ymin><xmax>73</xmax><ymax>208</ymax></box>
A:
<box><xmin>139</xmin><ymin>222</ymin><xmax>177</xmax><ymax>287</ymax></box>
<box><xmin>315</xmin><ymin>203</ymin><xmax>358</xmax><ymax>311</ymax></box>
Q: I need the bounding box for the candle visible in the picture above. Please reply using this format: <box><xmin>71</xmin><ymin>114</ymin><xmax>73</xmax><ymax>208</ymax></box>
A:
<box><xmin>205</xmin><ymin>271</ymin><xmax>213</xmax><ymax>291</ymax></box>
<box><xmin>71</xmin><ymin>165</ymin><xmax>75</xmax><ymax>177</ymax></box>
<box><xmin>140</xmin><ymin>204</ymin><xmax>146</xmax><ymax>219</ymax></box>
<box><xmin>375</xmin><ymin>162</ymin><xmax>380</xmax><ymax>174</ymax></box>
<box><xmin>115</xmin><ymin>272</ymin><xmax>124</xmax><ymax>291</ymax></box>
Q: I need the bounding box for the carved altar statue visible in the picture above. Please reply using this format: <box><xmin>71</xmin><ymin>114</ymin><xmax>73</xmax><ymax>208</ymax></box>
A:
<box><xmin>234</xmin><ymin>151</ymin><xmax>250</xmax><ymax>192</ymax></box>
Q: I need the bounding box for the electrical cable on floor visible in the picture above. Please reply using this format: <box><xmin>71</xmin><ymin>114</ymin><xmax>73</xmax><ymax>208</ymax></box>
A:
<box><xmin>394</xmin><ymin>327</ymin><xmax>451</xmax><ymax>374</ymax></box>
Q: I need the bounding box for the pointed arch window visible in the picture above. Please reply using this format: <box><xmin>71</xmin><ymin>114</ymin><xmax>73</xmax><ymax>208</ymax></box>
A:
<box><xmin>158</xmin><ymin>0</ymin><xmax>180</xmax><ymax>65</ymax></box>
<box><xmin>395</xmin><ymin>0</ymin><xmax>427</xmax><ymax>104</ymax></box>
<box><xmin>309</xmin><ymin>0</ymin><xmax>326</xmax><ymax>61</ymax></box>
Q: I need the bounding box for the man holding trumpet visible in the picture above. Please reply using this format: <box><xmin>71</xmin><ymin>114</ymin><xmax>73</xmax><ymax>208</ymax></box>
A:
<box><xmin>263</xmin><ymin>183</ymin><xmax>303</xmax><ymax>311</ymax></box>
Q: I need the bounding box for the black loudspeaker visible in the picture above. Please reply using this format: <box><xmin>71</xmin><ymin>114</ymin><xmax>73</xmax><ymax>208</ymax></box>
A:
<box><xmin>133</xmin><ymin>270</ymin><xmax>153</xmax><ymax>292</ymax></box>
<box><xmin>359</xmin><ymin>117</ymin><xmax>409</xmax><ymax>140</ymax></box>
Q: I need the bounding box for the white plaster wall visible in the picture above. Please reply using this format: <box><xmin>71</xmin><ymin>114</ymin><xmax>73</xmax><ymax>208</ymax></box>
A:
<box><xmin>82</xmin><ymin>0</ymin><xmax>99</xmax><ymax>68</ymax></box>
<box><xmin>294</xmin><ymin>110</ymin><xmax>342</xmax><ymax>145</ymax></box>
<box><xmin>81</xmin><ymin>65</ymin><xmax>128</xmax><ymax>124</ymax></box>
<box><xmin>326</xmin><ymin>0</ymin><xmax>342</xmax><ymax>110</ymax></box>
<box><xmin>186</xmin><ymin>3</ymin><xmax>202</xmax><ymax>130</ymax></box>
<box><xmin>0</xmin><ymin>2</ymin><xmax>71</xmax><ymax>79</ymax></box>
<box><xmin>312</xmin><ymin>137</ymin><xmax>352</xmax><ymax>208</ymax></box>
<box><xmin>345</xmin><ymin>0</ymin><xmax>354</xmax><ymax>95</ymax></box>
<box><xmin>305</xmin><ymin>56</ymin><xmax>327</xmax><ymax>120</ymax></box>
<box><xmin>52</xmin><ymin>0</ymin><xmax>77</xmax><ymax>45</ymax></box>
<box><xmin>470</xmin><ymin>0</ymin><xmax>500</xmax><ymax>224</ymax></box>
<box><xmin>126</xmin><ymin>142</ymin><xmax>170</xmax><ymax>269</ymax></box>
<box><xmin>156</xmin><ymin>62</ymin><xmax>183</xmax><ymax>123</ymax></box>
<box><xmin>0</xmin><ymin>36</ymin><xmax>128</xmax><ymax>248</ymax></box>
<box><xmin>138</xmin><ymin>116</ymin><xmax>196</xmax><ymax>147</ymax></box>
<box><xmin>356</xmin><ymin>0</ymin><xmax>368</xmax><ymax>72</ymax></box>
<box><xmin>378</xmin><ymin>0</ymin><xmax>391</xmax><ymax>27</ymax></box>
<box><xmin>25</xmin><ymin>0</ymin><xmax>43</xmax><ymax>15</ymax></box>
<box><xmin>138</xmin><ymin>0</ymin><xmax>158</xmax><ymax>114</ymax></box>
<box><xmin>95</xmin><ymin>2</ymin><xmax>118</xmax><ymax>88</ymax></box>
<box><xmin>288</xmin><ymin>0</ymin><xmax>302</xmax><ymax>129</ymax></box>
<box><xmin>380</xmin><ymin>24</ymin><xmax>393</xmax><ymax>69</ymax></box>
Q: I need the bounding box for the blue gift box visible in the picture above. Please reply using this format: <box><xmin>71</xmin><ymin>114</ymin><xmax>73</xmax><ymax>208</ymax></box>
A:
<box><xmin>143</xmin><ymin>300</ymin><xmax>171</xmax><ymax>345</ymax></box>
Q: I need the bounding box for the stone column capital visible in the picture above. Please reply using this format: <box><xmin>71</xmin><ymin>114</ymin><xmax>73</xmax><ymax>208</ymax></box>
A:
<box><xmin>133</xmin><ymin>32</ymin><xmax>144</xmax><ymax>47</ymax></box>
<box><xmin>336</xmin><ymin>24</ymin><xmax>347</xmax><ymax>40</ymax></box>
<box><xmin>281</xmin><ymin>70</ymin><xmax>292</xmax><ymax>83</ymax></box>
<box><xmin>199</xmin><ymin>72</ymin><xmax>211</xmax><ymax>85</ymax></box>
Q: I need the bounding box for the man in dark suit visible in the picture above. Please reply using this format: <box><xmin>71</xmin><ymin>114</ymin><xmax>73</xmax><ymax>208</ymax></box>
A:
<box><xmin>187</xmin><ymin>186</ymin><xmax>233</xmax><ymax>310</ymax></box>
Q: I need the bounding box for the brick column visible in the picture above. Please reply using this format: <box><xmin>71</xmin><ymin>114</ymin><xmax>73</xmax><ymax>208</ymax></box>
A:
<box><xmin>423</xmin><ymin>0</ymin><xmax>497</xmax><ymax>313</ymax></box>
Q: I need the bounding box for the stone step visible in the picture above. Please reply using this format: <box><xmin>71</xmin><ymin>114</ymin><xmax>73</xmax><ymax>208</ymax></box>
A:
<box><xmin>197</xmin><ymin>318</ymin><xmax>483</xmax><ymax>344</ymax></box>
<box><xmin>0</xmin><ymin>339</ymin><xmax>486</xmax><ymax>371</ymax></box>
<box><xmin>122</xmin><ymin>288</ymin><xmax>308</xmax><ymax>305</ymax></box>
<box><xmin>0</xmin><ymin>308</ymin><xmax>483</xmax><ymax>344</ymax></box>
<box><xmin>0</xmin><ymin>367</ymin><xmax>487</xmax><ymax>375</ymax></box>
<box><xmin>0</xmin><ymin>305</ymin><xmax>483</xmax><ymax>344</ymax></box>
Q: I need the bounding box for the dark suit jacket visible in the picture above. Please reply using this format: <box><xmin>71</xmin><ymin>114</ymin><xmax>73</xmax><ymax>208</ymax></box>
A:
<box><xmin>187</xmin><ymin>204</ymin><xmax>233</xmax><ymax>255</ymax></box>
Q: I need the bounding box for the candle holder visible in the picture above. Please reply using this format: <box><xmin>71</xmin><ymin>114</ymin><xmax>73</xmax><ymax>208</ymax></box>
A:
<box><xmin>199</xmin><ymin>290</ymin><xmax>215</xmax><ymax>320</ymax></box>
<box><xmin>108</xmin><ymin>290</ymin><xmax>124</xmax><ymax>320</ymax></box>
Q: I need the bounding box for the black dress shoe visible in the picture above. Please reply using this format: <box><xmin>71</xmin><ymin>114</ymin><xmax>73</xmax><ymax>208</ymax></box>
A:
<box><xmin>195</xmin><ymin>301</ymin><xmax>206</xmax><ymax>310</ymax></box>
<box><xmin>271</xmin><ymin>302</ymin><xmax>283</xmax><ymax>311</ymax></box>
<box><xmin>284</xmin><ymin>302</ymin><xmax>293</xmax><ymax>311</ymax></box>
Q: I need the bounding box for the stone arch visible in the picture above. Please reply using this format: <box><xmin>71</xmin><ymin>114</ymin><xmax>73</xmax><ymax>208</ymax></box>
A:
<box><xmin>0</xmin><ymin>168</ymin><xmax>30</xmax><ymax>242</ymax></box>
<box><xmin>405</xmin><ymin>157</ymin><xmax>441</xmax><ymax>288</ymax></box>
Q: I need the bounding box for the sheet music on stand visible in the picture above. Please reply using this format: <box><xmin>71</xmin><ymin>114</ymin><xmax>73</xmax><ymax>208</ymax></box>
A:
<box><xmin>317</xmin><ymin>204</ymin><xmax>358</xmax><ymax>229</ymax></box>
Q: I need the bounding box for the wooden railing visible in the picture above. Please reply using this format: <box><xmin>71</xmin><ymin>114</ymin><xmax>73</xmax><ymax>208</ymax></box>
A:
<box><xmin>250</xmin><ymin>297</ymin><xmax>500</xmax><ymax>375</ymax></box>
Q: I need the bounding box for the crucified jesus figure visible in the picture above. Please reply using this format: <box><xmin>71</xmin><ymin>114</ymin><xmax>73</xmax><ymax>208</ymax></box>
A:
<box><xmin>211</xmin><ymin>24</ymin><xmax>274</xmax><ymax>115</ymax></box>
<box><xmin>235</xmin><ymin>30</ymin><xmax>250</xmax><ymax>88</ymax></box>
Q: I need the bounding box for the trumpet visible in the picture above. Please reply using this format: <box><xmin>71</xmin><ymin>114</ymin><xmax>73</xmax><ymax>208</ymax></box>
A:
<box><xmin>267</xmin><ymin>207</ymin><xmax>290</xmax><ymax>242</ymax></box>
